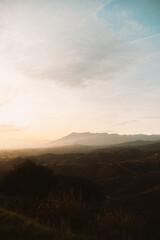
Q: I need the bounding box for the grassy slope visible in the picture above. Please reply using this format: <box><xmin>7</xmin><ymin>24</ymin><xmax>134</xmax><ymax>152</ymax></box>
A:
<box><xmin>0</xmin><ymin>208</ymin><xmax>89</xmax><ymax>240</ymax></box>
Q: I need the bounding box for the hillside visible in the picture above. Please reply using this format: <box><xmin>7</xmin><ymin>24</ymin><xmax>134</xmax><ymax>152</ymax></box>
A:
<box><xmin>0</xmin><ymin>208</ymin><xmax>53</xmax><ymax>240</ymax></box>
<box><xmin>0</xmin><ymin>141</ymin><xmax>160</xmax><ymax>239</ymax></box>
<box><xmin>0</xmin><ymin>208</ymin><xmax>88</xmax><ymax>240</ymax></box>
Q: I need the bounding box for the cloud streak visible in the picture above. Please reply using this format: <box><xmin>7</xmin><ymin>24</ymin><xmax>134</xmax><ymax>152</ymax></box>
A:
<box><xmin>0</xmin><ymin>124</ymin><xmax>28</xmax><ymax>132</ymax></box>
<box><xmin>0</xmin><ymin>0</ymin><xmax>144</xmax><ymax>86</ymax></box>
<box><xmin>112</xmin><ymin>116</ymin><xmax>160</xmax><ymax>127</ymax></box>
<box><xmin>131</xmin><ymin>33</ymin><xmax>160</xmax><ymax>43</ymax></box>
<box><xmin>0</xmin><ymin>101</ymin><xmax>9</xmax><ymax>107</ymax></box>
<box><xmin>111</xmin><ymin>120</ymin><xmax>138</xmax><ymax>127</ymax></box>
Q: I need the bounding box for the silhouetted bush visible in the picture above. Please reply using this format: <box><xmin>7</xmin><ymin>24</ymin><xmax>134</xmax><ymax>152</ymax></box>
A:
<box><xmin>96</xmin><ymin>210</ymin><xmax>144</xmax><ymax>240</ymax></box>
<box><xmin>54</xmin><ymin>175</ymin><xmax>104</xmax><ymax>203</ymax></box>
<box><xmin>0</xmin><ymin>161</ymin><xmax>104</xmax><ymax>203</ymax></box>
<box><xmin>0</xmin><ymin>161</ymin><xmax>55</xmax><ymax>199</ymax></box>
<box><xmin>35</xmin><ymin>189</ymin><xmax>98</xmax><ymax>235</ymax></box>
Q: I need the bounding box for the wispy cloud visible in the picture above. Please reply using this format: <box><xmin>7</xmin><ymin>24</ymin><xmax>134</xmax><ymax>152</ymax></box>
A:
<box><xmin>112</xmin><ymin>116</ymin><xmax>160</xmax><ymax>127</ymax></box>
<box><xmin>142</xmin><ymin>116</ymin><xmax>160</xmax><ymax>120</ymax></box>
<box><xmin>111</xmin><ymin>120</ymin><xmax>138</xmax><ymax>127</ymax></box>
<box><xmin>0</xmin><ymin>0</ymin><xmax>143</xmax><ymax>86</ymax></box>
<box><xmin>131</xmin><ymin>33</ymin><xmax>160</xmax><ymax>43</ymax></box>
<box><xmin>0</xmin><ymin>124</ymin><xmax>28</xmax><ymax>132</ymax></box>
<box><xmin>0</xmin><ymin>101</ymin><xmax>9</xmax><ymax>107</ymax></box>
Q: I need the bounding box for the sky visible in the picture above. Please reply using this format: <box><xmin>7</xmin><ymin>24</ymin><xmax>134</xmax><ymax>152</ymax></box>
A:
<box><xmin>0</xmin><ymin>0</ymin><xmax>160</xmax><ymax>148</ymax></box>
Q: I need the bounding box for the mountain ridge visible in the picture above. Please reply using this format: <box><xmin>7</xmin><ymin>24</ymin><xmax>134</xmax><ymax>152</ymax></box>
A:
<box><xmin>46</xmin><ymin>132</ymin><xmax>160</xmax><ymax>148</ymax></box>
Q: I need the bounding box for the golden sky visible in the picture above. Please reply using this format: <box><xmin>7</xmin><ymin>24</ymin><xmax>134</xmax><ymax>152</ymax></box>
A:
<box><xmin>0</xmin><ymin>0</ymin><xmax>160</xmax><ymax>148</ymax></box>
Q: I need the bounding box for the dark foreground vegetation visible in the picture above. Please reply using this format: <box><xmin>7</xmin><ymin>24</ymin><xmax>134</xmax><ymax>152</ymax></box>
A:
<box><xmin>0</xmin><ymin>141</ymin><xmax>160</xmax><ymax>239</ymax></box>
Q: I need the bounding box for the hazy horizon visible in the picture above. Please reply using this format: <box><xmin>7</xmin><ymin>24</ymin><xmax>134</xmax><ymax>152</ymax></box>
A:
<box><xmin>0</xmin><ymin>0</ymin><xmax>160</xmax><ymax>148</ymax></box>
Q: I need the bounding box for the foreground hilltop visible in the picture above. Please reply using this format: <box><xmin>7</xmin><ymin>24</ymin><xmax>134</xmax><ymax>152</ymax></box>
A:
<box><xmin>0</xmin><ymin>141</ymin><xmax>160</xmax><ymax>239</ymax></box>
<box><xmin>46</xmin><ymin>132</ymin><xmax>160</xmax><ymax>147</ymax></box>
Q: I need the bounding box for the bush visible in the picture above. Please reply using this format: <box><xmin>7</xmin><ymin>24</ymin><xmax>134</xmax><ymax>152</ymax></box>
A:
<box><xmin>96</xmin><ymin>210</ymin><xmax>144</xmax><ymax>240</ymax></box>
<box><xmin>0</xmin><ymin>161</ymin><xmax>55</xmax><ymax>199</ymax></box>
<box><xmin>0</xmin><ymin>161</ymin><xmax>104</xmax><ymax>204</ymax></box>
<box><xmin>35</xmin><ymin>189</ymin><xmax>97</xmax><ymax>235</ymax></box>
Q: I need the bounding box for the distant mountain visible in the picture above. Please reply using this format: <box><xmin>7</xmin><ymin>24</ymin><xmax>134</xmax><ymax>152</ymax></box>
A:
<box><xmin>46</xmin><ymin>132</ymin><xmax>160</xmax><ymax>148</ymax></box>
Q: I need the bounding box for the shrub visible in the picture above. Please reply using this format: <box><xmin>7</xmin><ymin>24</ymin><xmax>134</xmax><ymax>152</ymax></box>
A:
<box><xmin>0</xmin><ymin>161</ymin><xmax>55</xmax><ymax>199</ymax></box>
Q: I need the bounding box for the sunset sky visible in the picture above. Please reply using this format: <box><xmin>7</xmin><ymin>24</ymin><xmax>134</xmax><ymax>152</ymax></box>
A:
<box><xmin>0</xmin><ymin>0</ymin><xmax>160</xmax><ymax>148</ymax></box>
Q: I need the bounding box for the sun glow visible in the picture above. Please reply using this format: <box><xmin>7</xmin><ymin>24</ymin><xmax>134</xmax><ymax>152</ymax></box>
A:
<box><xmin>0</xmin><ymin>0</ymin><xmax>159</xmax><ymax>148</ymax></box>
